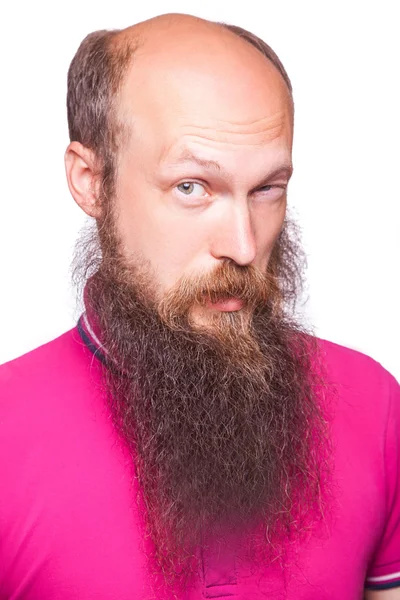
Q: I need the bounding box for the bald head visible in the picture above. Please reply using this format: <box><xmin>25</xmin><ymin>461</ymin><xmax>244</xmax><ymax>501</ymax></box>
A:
<box><xmin>67</xmin><ymin>14</ymin><xmax>293</xmax><ymax>195</ymax></box>
<box><xmin>114</xmin><ymin>13</ymin><xmax>292</xmax><ymax>94</ymax></box>
<box><xmin>118</xmin><ymin>14</ymin><xmax>292</xmax><ymax>141</ymax></box>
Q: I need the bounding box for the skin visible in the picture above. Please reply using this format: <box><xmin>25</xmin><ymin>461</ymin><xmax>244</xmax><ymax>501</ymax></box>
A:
<box><xmin>65</xmin><ymin>14</ymin><xmax>293</xmax><ymax>324</ymax></box>
<box><xmin>365</xmin><ymin>591</ymin><xmax>400</xmax><ymax>599</ymax></box>
<box><xmin>65</xmin><ymin>15</ymin><xmax>400</xmax><ymax>596</ymax></box>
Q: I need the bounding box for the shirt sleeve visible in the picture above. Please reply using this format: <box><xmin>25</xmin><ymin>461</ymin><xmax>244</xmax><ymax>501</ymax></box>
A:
<box><xmin>365</xmin><ymin>370</ymin><xmax>400</xmax><ymax>590</ymax></box>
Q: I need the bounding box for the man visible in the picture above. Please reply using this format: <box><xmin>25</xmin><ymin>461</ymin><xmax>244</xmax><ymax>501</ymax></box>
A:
<box><xmin>0</xmin><ymin>12</ymin><xmax>398</xmax><ymax>600</ymax></box>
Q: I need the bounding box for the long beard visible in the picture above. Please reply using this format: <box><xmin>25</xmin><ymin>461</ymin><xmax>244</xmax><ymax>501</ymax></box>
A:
<box><xmin>74</xmin><ymin>219</ymin><xmax>332</xmax><ymax>590</ymax></box>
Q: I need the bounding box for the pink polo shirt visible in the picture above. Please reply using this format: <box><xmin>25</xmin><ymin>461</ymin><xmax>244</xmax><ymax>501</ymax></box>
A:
<box><xmin>0</xmin><ymin>322</ymin><xmax>399</xmax><ymax>599</ymax></box>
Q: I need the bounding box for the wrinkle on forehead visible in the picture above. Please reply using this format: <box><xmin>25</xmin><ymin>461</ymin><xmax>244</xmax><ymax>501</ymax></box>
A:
<box><xmin>208</xmin><ymin>113</ymin><xmax>288</xmax><ymax>129</ymax></box>
<box><xmin>120</xmin><ymin>73</ymin><xmax>292</xmax><ymax>148</ymax></box>
<box><xmin>157</xmin><ymin>129</ymin><xmax>287</xmax><ymax>162</ymax></box>
<box><xmin>178</xmin><ymin>113</ymin><xmax>288</xmax><ymax>140</ymax></box>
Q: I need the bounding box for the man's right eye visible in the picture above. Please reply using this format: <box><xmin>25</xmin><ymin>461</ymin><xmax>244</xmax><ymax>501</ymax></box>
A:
<box><xmin>176</xmin><ymin>182</ymin><xmax>206</xmax><ymax>197</ymax></box>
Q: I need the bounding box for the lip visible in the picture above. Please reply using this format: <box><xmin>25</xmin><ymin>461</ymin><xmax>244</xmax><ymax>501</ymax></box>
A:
<box><xmin>206</xmin><ymin>297</ymin><xmax>245</xmax><ymax>312</ymax></box>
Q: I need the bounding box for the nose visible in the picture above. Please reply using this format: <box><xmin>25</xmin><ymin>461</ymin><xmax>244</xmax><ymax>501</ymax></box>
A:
<box><xmin>210</xmin><ymin>202</ymin><xmax>257</xmax><ymax>266</ymax></box>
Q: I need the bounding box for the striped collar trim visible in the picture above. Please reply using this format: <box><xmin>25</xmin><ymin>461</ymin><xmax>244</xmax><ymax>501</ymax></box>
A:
<box><xmin>365</xmin><ymin>570</ymin><xmax>400</xmax><ymax>590</ymax></box>
<box><xmin>77</xmin><ymin>313</ymin><xmax>108</xmax><ymax>367</ymax></box>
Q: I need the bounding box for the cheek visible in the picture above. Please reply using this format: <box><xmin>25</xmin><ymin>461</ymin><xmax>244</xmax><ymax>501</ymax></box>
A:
<box><xmin>154</xmin><ymin>226</ymin><xmax>202</xmax><ymax>271</ymax></box>
<box><xmin>114</xmin><ymin>195</ymin><xmax>207</xmax><ymax>290</ymax></box>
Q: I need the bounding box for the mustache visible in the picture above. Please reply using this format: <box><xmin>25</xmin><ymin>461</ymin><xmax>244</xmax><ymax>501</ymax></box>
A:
<box><xmin>158</xmin><ymin>261</ymin><xmax>280</xmax><ymax>320</ymax></box>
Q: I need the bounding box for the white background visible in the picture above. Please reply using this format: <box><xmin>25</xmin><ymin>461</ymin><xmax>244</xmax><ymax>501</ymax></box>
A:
<box><xmin>0</xmin><ymin>0</ymin><xmax>398</xmax><ymax>379</ymax></box>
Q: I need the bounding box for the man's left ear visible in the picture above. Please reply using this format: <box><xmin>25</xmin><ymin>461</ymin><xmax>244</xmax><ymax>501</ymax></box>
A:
<box><xmin>64</xmin><ymin>141</ymin><xmax>102</xmax><ymax>218</ymax></box>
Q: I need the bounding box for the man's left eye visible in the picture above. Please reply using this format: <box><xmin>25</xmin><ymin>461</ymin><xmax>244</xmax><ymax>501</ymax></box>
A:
<box><xmin>255</xmin><ymin>185</ymin><xmax>286</xmax><ymax>200</ymax></box>
<box><xmin>176</xmin><ymin>182</ymin><xmax>205</xmax><ymax>197</ymax></box>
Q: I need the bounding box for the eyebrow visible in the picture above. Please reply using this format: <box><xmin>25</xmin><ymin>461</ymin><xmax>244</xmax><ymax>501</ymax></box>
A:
<box><xmin>167</xmin><ymin>150</ymin><xmax>293</xmax><ymax>182</ymax></box>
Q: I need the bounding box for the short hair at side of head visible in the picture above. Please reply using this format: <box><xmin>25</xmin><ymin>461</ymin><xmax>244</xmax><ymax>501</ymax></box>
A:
<box><xmin>66</xmin><ymin>21</ymin><xmax>293</xmax><ymax>200</ymax></box>
<box><xmin>67</xmin><ymin>29</ymin><xmax>136</xmax><ymax>199</ymax></box>
<box><xmin>219</xmin><ymin>23</ymin><xmax>293</xmax><ymax>95</ymax></box>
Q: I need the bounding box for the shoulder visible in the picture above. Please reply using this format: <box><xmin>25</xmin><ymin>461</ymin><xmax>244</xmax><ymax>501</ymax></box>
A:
<box><xmin>0</xmin><ymin>327</ymin><xmax>104</xmax><ymax>475</ymax></box>
<box><xmin>1</xmin><ymin>327</ymin><xmax>81</xmax><ymax>370</ymax></box>
<box><xmin>317</xmin><ymin>336</ymin><xmax>397</xmax><ymax>392</ymax></box>
<box><xmin>0</xmin><ymin>328</ymin><xmax>91</xmax><ymax>386</ymax></box>
<box><xmin>315</xmin><ymin>337</ymin><xmax>399</xmax><ymax>442</ymax></box>
<box><xmin>0</xmin><ymin>327</ymin><xmax>100</xmax><ymax>417</ymax></box>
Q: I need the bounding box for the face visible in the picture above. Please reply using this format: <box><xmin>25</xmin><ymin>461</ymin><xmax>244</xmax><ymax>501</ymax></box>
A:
<box><xmin>113</xmin><ymin>25</ymin><xmax>294</xmax><ymax>324</ymax></box>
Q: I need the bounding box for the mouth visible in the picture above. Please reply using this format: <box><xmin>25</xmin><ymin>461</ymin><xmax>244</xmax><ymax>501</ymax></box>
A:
<box><xmin>205</xmin><ymin>297</ymin><xmax>245</xmax><ymax>312</ymax></box>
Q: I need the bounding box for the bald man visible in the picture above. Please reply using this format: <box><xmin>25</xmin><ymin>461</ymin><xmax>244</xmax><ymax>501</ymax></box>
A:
<box><xmin>0</xmin><ymin>13</ymin><xmax>399</xmax><ymax>600</ymax></box>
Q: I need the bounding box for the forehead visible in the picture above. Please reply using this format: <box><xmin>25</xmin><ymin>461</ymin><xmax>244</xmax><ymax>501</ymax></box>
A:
<box><xmin>118</xmin><ymin>25</ymin><xmax>293</xmax><ymax>164</ymax></box>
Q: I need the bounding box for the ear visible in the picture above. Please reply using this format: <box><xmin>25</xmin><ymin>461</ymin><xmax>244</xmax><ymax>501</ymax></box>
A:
<box><xmin>64</xmin><ymin>141</ymin><xmax>102</xmax><ymax>218</ymax></box>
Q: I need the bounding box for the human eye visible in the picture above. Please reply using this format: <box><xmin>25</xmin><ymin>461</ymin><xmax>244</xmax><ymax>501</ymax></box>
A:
<box><xmin>254</xmin><ymin>184</ymin><xmax>286</xmax><ymax>201</ymax></box>
<box><xmin>175</xmin><ymin>181</ymin><xmax>207</xmax><ymax>199</ymax></box>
